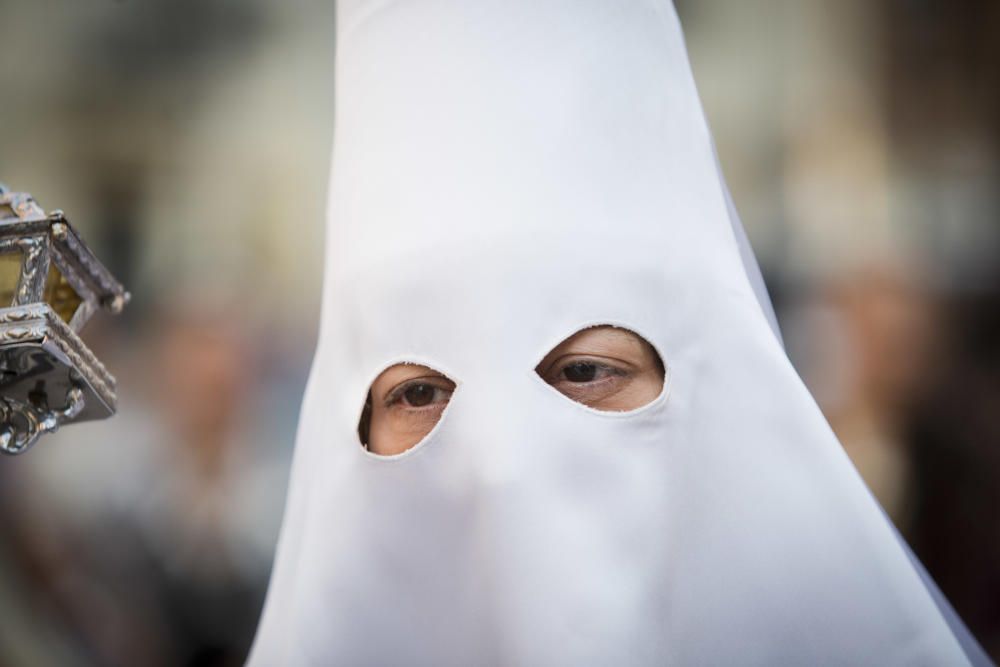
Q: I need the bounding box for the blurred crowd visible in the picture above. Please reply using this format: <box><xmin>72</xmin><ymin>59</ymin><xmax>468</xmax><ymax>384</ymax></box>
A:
<box><xmin>0</xmin><ymin>306</ymin><xmax>298</xmax><ymax>664</ymax></box>
<box><xmin>0</xmin><ymin>0</ymin><xmax>998</xmax><ymax>664</ymax></box>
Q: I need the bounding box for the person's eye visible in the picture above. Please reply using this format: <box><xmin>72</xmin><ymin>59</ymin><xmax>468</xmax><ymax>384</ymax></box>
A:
<box><xmin>557</xmin><ymin>360</ymin><xmax>626</xmax><ymax>384</ymax></box>
<box><xmin>387</xmin><ymin>379</ymin><xmax>454</xmax><ymax>409</ymax></box>
<box><xmin>361</xmin><ymin>364</ymin><xmax>458</xmax><ymax>456</ymax></box>
<box><xmin>544</xmin><ymin>357</ymin><xmax>631</xmax><ymax>405</ymax></box>
<box><xmin>535</xmin><ymin>325</ymin><xmax>665</xmax><ymax>412</ymax></box>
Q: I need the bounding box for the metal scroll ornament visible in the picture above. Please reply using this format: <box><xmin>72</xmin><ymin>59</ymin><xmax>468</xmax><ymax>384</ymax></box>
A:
<box><xmin>0</xmin><ymin>185</ymin><xmax>129</xmax><ymax>454</ymax></box>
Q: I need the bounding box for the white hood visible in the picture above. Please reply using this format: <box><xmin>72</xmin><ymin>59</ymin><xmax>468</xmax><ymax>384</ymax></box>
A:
<box><xmin>250</xmin><ymin>1</ymin><xmax>983</xmax><ymax>664</ymax></box>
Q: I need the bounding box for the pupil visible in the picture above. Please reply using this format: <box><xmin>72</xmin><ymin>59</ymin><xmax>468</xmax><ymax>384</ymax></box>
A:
<box><xmin>563</xmin><ymin>362</ymin><xmax>597</xmax><ymax>383</ymax></box>
<box><xmin>404</xmin><ymin>384</ymin><xmax>435</xmax><ymax>406</ymax></box>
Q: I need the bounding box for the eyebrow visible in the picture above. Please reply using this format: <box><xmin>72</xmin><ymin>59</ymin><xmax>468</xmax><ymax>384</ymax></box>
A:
<box><xmin>559</xmin><ymin>329</ymin><xmax>645</xmax><ymax>356</ymax></box>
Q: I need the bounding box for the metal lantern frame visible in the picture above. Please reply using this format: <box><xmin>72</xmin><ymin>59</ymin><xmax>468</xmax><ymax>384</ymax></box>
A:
<box><xmin>0</xmin><ymin>186</ymin><xmax>128</xmax><ymax>454</ymax></box>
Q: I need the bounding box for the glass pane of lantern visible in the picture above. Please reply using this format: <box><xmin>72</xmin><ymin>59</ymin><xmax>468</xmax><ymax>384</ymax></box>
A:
<box><xmin>0</xmin><ymin>250</ymin><xmax>24</xmax><ymax>307</ymax></box>
<box><xmin>44</xmin><ymin>261</ymin><xmax>83</xmax><ymax>324</ymax></box>
<box><xmin>0</xmin><ymin>204</ymin><xmax>15</xmax><ymax>219</ymax></box>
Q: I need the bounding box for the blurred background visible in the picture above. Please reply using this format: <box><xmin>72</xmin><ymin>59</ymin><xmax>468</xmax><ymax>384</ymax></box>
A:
<box><xmin>0</xmin><ymin>0</ymin><xmax>996</xmax><ymax>663</ymax></box>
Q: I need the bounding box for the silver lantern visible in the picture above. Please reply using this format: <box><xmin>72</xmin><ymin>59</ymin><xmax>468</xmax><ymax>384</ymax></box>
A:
<box><xmin>0</xmin><ymin>185</ymin><xmax>129</xmax><ymax>454</ymax></box>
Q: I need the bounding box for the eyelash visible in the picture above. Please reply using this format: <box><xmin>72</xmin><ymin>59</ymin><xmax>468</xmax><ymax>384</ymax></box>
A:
<box><xmin>384</xmin><ymin>379</ymin><xmax>452</xmax><ymax>409</ymax></box>
<box><xmin>550</xmin><ymin>359</ymin><xmax>628</xmax><ymax>383</ymax></box>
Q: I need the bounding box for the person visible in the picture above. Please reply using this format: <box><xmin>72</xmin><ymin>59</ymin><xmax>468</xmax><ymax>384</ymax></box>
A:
<box><xmin>249</xmin><ymin>0</ymin><xmax>990</xmax><ymax>664</ymax></box>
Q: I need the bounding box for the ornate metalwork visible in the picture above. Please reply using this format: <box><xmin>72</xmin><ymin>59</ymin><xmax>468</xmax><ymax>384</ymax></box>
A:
<box><xmin>0</xmin><ymin>186</ymin><xmax>127</xmax><ymax>455</ymax></box>
<box><xmin>0</xmin><ymin>387</ymin><xmax>84</xmax><ymax>455</ymax></box>
<box><xmin>0</xmin><ymin>303</ymin><xmax>117</xmax><ymax>409</ymax></box>
<box><xmin>14</xmin><ymin>235</ymin><xmax>50</xmax><ymax>306</ymax></box>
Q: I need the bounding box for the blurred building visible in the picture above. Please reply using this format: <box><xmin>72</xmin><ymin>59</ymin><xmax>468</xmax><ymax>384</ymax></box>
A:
<box><xmin>1</xmin><ymin>0</ymin><xmax>998</xmax><ymax>663</ymax></box>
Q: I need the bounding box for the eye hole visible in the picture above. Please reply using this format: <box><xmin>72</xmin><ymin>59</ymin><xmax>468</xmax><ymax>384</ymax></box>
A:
<box><xmin>535</xmin><ymin>326</ymin><xmax>665</xmax><ymax>412</ymax></box>
<box><xmin>358</xmin><ymin>363</ymin><xmax>456</xmax><ymax>456</ymax></box>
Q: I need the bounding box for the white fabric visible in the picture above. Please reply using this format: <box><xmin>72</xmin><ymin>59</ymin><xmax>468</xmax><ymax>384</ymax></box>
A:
<box><xmin>249</xmin><ymin>1</ymin><xmax>980</xmax><ymax>664</ymax></box>
<box><xmin>712</xmin><ymin>142</ymin><xmax>783</xmax><ymax>346</ymax></box>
